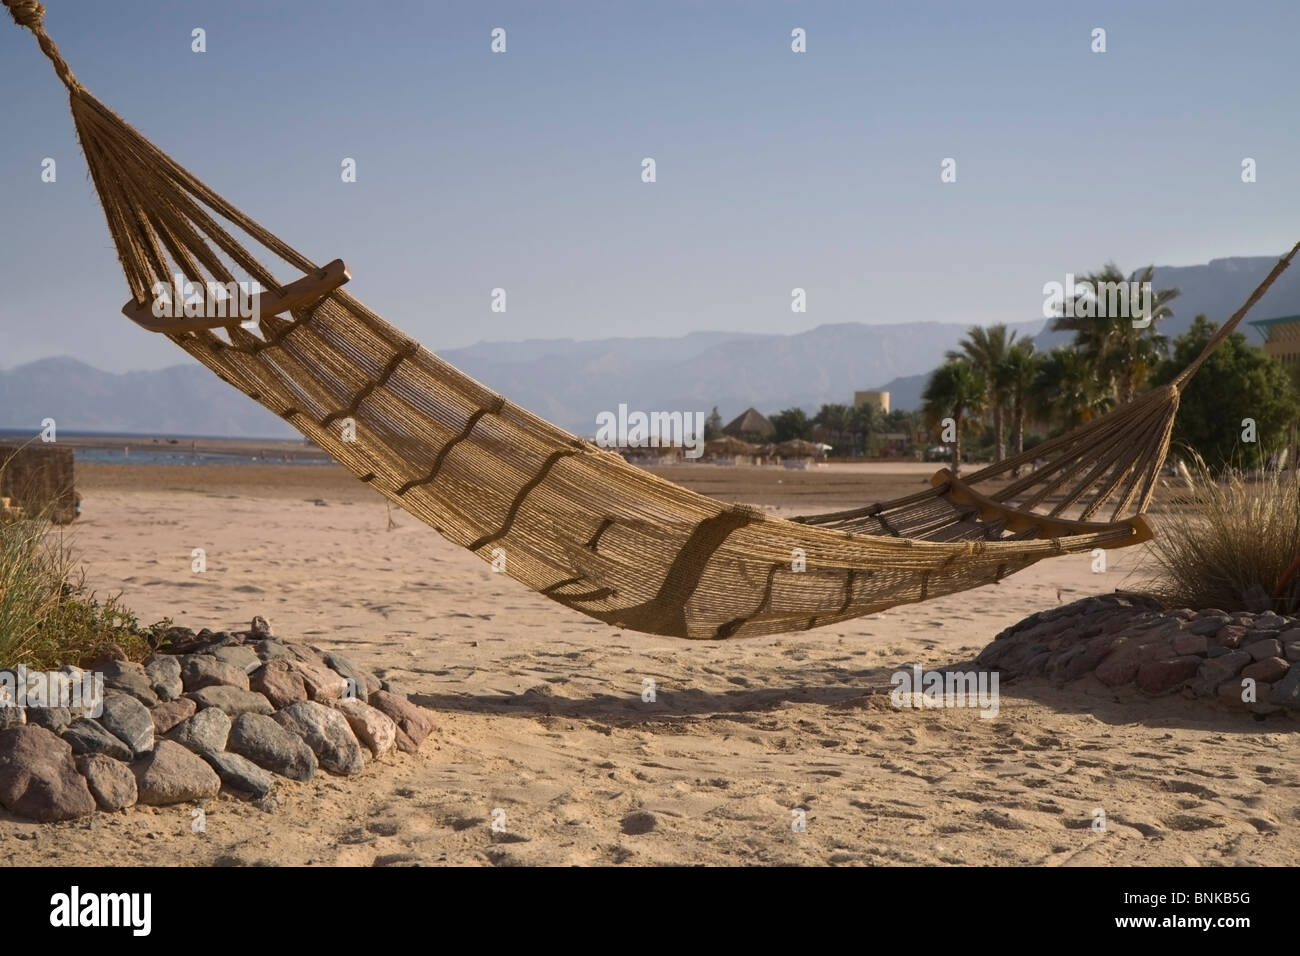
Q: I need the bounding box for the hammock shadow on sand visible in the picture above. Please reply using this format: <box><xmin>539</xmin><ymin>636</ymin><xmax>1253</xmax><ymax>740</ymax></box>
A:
<box><xmin>403</xmin><ymin>662</ymin><xmax>1275</xmax><ymax>732</ymax></box>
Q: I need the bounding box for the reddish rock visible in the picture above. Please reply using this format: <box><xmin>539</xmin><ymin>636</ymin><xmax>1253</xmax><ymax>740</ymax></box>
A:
<box><xmin>76</xmin><ymin>753</ymin><xmax>137</xmax><ymax>811</ymax></box>
<box><xmin>1216</xmin><ymin>625</ymin><xmax>1250</xmax><ymax>649</ymax></box>
<box><xmin>1136</xmin><ymin>656</ymin><xmax>1202</xmax><ymax>695</ymax></box>
<box><xmin>285</xmin><ymin>658</ymin><xmax>345</xmax><ymax>702</ymax></box>
<box><xmin>249</xmin><ymin>660</ymin><xmax>309</xmax><ymax>709</ymax></box>
<box><xmin>1171</xmin><ymin>633</ymin><xmax>1209</xmax><ymax>657</ymax></box>
<box><xmin>1241</xmin><ymin>657</ymin><xmax>1289</xmax><ymax>684</ymax></box>
<box><xmin>151</xmin><ymin>698</ymin><xmax>197</xmax><ymax>735</ymax></box>
<box><xmin>325</xmin><ymin>698</ymin><xmax>397</xmax><ymax>758</ymax></box>
<box><xmin>0</xmin><ymin>726</ymin><xmax>96</xmax><ymax>821</ymax></box>
<box><xmin>368</xmin><ymin>690</ymin><xmax>435</xmax><ymax>753</ymax></box>
<box><xmin>1244</xmin><ymin>638</ymin><xmax>1283</xmax><ymax>662</ymax></box>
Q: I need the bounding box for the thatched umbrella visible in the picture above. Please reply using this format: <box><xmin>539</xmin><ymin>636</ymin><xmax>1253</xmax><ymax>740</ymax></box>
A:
<box><xmin>705</xmin><ymin>436</ymin><xmax>758</xmax><ymax>457</ymax></box>
<box><xmin>773</xmin><ymin>438</ymin><xmax>825</xmax><ymax>458</ymax></box>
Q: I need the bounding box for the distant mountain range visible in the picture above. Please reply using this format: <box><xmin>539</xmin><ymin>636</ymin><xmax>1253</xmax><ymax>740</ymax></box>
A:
<box><xmin>3</xmin><ymin>256</ymin><xmax>1297</xmax><ymax>437</ymax></box>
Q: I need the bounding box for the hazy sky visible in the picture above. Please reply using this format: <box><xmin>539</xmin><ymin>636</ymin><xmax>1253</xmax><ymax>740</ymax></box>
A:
<box><xmin>2</xmin><ymin>0</ymin><xmax>1298</xmax><ymax>372</ymax></box>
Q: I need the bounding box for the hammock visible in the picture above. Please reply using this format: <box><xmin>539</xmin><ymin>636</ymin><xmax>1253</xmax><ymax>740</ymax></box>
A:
<box><xmin>7</xmin><ymin>2</ymin><xmax>1298</xmax><ymax>638</ymax></box>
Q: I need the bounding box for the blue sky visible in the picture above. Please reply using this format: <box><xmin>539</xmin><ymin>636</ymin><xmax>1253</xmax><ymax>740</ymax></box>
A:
<box><xmin>2</xmin><ymin>0</ymin><xmax>1299</xmax><ymax>372</ymax></box>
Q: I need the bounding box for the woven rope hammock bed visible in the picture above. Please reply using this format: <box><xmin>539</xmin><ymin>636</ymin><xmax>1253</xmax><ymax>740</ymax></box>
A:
<box><xmin>7</xmin><ymin>2</ymin><xmax>1299</xmax><ymax>639</ymax></box>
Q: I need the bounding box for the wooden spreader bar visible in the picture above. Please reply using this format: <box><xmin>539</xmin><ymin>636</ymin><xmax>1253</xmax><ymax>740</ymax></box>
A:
<box><xmin>930</xmin><ymin>468</ymin><xmax>1154</xmax><ymax>547</ymax></box>
<box><xmin>122</xmin><ymin>259</ymin><xmax>350</xmax><ymax>333</ymax></box>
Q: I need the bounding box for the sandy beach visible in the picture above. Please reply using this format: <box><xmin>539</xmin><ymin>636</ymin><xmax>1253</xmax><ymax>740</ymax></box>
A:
<box><xmin>2</xmin><ymin>460</ymin><xmax>1295</xmax><ymax>866</ymax></box>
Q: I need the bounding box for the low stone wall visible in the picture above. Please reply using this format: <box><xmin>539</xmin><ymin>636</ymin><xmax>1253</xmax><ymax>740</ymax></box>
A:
<box><xmin>979</xmin><ymin>593</ymin><xmax>1300</xmax><ymax>716</ymax></box>
<box><xmin>0</xmin><ymin>618</ymin><xmax>437</xmax><ymax>822</ymax></box>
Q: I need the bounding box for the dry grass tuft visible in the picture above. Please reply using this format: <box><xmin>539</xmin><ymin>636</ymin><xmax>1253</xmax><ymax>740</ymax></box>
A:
<box><xmin>1145</xmin><ymin>455</ymin><xmax>1300</xmax><ymax>614</ymax></box>
<box><xmin>1</xmin><ymin>469</ymin><xmax>157</xmax><ymax>669</ymax></box>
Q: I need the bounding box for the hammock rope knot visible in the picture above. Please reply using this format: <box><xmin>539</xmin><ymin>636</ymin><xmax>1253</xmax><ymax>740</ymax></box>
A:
<box><xmin>4</xmin><ymin>0</ymin><xmax>79</xmax><ymax>91</ymax></box>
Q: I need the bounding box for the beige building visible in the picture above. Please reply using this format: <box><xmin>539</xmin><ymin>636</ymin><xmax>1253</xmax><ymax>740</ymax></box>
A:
<box><xmin>853</xmin><ymin>390</ymin><xmax>890</xmax><ymax>414</ymax></box>
<box><xmin>1249</xmin><ymin>314</ymin><xmax>1300</xmax><ymax>367</ymax></box>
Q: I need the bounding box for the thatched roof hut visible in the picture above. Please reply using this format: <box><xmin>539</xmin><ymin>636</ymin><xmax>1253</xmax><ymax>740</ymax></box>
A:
<box><xmin>723</xmin><ymin>408</ymin><xmax>774</xmax><ymax>441</ymax></box>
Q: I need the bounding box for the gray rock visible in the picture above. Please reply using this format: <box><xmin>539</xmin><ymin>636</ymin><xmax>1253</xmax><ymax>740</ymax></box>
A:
<box><xmin>144</xmin><ymin>655</ymin><xmax>183</xmax><ymax>702</ymax></box>
<box><xmin>1269</xmin><ymin>665</ymin><xmax>1300</xmax><ymax>708</ymax></box>
<box><xmin>185</xmin><ymin>685</ymin><xmax>274</xmax><ymax>717</ymax></box>
<box><xmin>25</xmin><ymin>706</ymin><xmax>71</xmax><ymax>733</ymax></box>
<box><xmin>1062</xmin><ymin>641</ymin><xmax>1114</xmax><ymax>681</ymax></box>
<box><xmin>320</xmin><ymin>651</ymin><xmax>374</xmax><ymax>703</ymax></box>
<box><xmin>202</xmin><ymin>750</ymin><xmax>273</xmax><ymax>797</ymax></box>
<box><xmin>0</xmin><ymin>726</ymin><xmax>97</xmax><ymax>821</ymax></box>
<box><xmin>97</xmin><ymin>692</ymin><xmax>154</xmax><ymax>756</ymax></box>
<box><xmin>61</xmin><ymin>718</ymin><xmax>133</xmax><ymax>761</ymax></box>
<box><xmin>76</xmin><ymin>753</ymin><xmax>137</xmax><ymax>811</ymax></box>
<box><xmin>252</xmin><ymin>639</ymin><xmax>293</xmax><ymax>663</ymax></box>
<box><xmin>168</xmin><ymin>707</ymin><xmax>231</xmax><ymax>755</ymax></box>
<box><xmin>1193</xmin><ymin>650</ymin><xmax>1253</xmax><ymax>696</ymax></box>
<box><xmin>1275</xmin><ymin>627</ymin><xmax>1300</xmax><ymax>646</ymax></box>
<box><xmin>204</xmin><ymin>644</ymin><xmax>262</xmax><ymax>675</ymax></box>
<box><xmin>98</xmin><ymin>660</ymin><xmax>159</xmax><ymax>707</ymax></box>
<box><xmin>1254</xmin><ymin>611</ymin><xmax>1287</xmax><ymax>630</ymax></box>
<box><xmin>0</xmin><ymin>706</ymin><xmax>26</xmax><ymax>729</ymax></box>
<box><xmin>1245</xmin><ymin>638</ymin><xmax>1284</xmax><ymax>662</ymax></box>
<box><xmin>181</xmin><ymin>654</ymin><xmax>250</xmax><ymax>692</ymax></box>
<box><xmin>1186</xmin><ymin>615</ymin><xmax>1230</xmax><ymax>636</ymax></box>
<box><xmin>132</xmin><ymin>739</ymin><xmax>221</xmax><ymax>805</ymax></box>
<box><xmin>272</xmin><ymin>700</ymin><xmax>366</xmax><ymax>774</ymax></box>
<box><xmin>1145</xmin><ymin>619</ymin><xmax>1186</xmax><ymax>642</ymax></box>
<box><xmin>227</xmin><ymin>712</ymin><xmax>317</xmax><ymax>781</ymax></box>
<box><xmin>1286</xmin><ymin>642</ymin><xmax>1300</xmax><ymax>664</ymax></box>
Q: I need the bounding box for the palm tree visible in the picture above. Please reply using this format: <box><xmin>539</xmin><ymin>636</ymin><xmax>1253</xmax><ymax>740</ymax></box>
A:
<box><xmin>851</xmin><ymin>402</ymin><xmax>878</xmax><ymax>456</ymax></box>
<box><xmin>1002</xmin><ymin>340</ymin><xmax>1040</xmax><ymax>474</ymax></box>
<box><xmin>947</xmin><ymin>323</ymin><xmax>1016</xmax><ymax>461</ymax></box>
<box><xmin>922</xmin><ymin>359</ymin><xmax>986</xmax><ymax>476</ymax></box>
<box><xmin>1050</xmin><ymin>263</ymin><xmax>1179</xmax><ymax>404</ymax></box>
<box><xmin>813</xmin><ymin>403</ymin><xmax>855</xmax><ymax>453</ymax></box>
<box><xmin>1032</xmin><ymin>347</ymin><xmax>1113</xmax><ymax>431</ymax></box>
